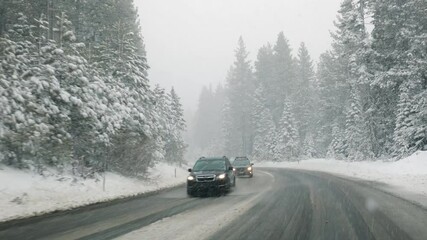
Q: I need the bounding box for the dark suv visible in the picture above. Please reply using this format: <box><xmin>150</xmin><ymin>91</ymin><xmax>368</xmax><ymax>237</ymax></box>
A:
<box><xmin>187</xmin><ymin>156</ymin><xmax>236</xmax><ymax>196</ymax></box>
<box><xmin>232</xmin><ymin>156</ymin><xmax>254</xmax><ymax>177</ymax></box>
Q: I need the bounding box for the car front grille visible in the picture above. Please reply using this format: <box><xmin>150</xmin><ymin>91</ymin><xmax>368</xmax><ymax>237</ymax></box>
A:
<box><xmin>196</xmin><ymin>174</ymin><xmax>215</xmax><ymax>182</ymax></box>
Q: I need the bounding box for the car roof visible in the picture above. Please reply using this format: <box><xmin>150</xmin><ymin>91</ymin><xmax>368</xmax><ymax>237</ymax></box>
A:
<box><xmin>197</xmin><ymin>156</ymin><xmax>229</xmax><ymax>161</ymax></box>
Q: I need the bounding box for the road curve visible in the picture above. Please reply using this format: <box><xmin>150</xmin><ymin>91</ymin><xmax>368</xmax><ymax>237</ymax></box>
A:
<box><xmin>210</xmin><ymin>168</ymin><xmax>427</xmax><ymax>240</ymax></box>
<box><xmin>0</xmin><ymin>168</ymin><xmax>426</xmax><ymax>240</ymax></box>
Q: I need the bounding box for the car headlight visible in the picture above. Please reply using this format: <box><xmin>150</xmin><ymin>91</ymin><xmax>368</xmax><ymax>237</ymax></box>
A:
<box><xmin>247</xmin><ymin>167</ymin><xmax>252</xmax><ymax>171</ymax></box>
<box><xmin>187</xmin><ymin>176</ymin><xmax>195</xmax><ymax>181</ymax></box>
<box><xmin>217</xmin><ymin>173</ymin><xmax>226</xmax><ymax>179</ymax></box>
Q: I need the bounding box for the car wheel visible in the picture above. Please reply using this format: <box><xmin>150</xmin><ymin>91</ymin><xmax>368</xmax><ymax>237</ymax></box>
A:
<box><xmin>218</xmin><ymin>189</ymin><xmax>225</xmax><ymax>196</ymax></box>
<box><xmin>232</xmin><ymin>176</ymin><xmax>236</xmax><ymax>187</ymax></box>
<box><xmin>225</xmin><ymin>181</ymin><xmax>232</xmax><ymax>193</ymax></box>
<box><xmin>249</xmin><ymin>174</ymin><xmax>253</xmax><ymax>178</ymax></box>
<box><xmin>187</xmin><ymin>189</ymin><xmax>194</xmax><ymax>197</ymax></box>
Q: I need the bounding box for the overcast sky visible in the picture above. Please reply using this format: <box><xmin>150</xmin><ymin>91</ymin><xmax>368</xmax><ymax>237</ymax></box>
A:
<box><xmin>136</xmin><ymin>0</ymin><xmax>343</xmax><ymax>111</ymax></box>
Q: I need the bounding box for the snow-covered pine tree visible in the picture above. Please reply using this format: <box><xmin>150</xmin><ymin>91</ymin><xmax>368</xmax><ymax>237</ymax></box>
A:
<box><xmin>192</xmin><ymin>86</ymin><xmax>215</xmax><ymax>149</ymax></box>
<box><xmin>222</xmin><ymin>97</ymin><xmax>235</xmax><ymax>156</ymax></box>
<box><xmin>317</xmin><ymin>51</ymin><xmax>349</xmax><ymax>156</ymax></box>
<box><xmin>302</xmin><ymin>133</ymin><xmax>317</xmax><ymax>158</ymax></box>
<box><xmin>0</xmin><ymin>13</ymin><xmax>39</xmax><ymax>167</ymax></box>
<box><xmin>254</xmin><ymin>44</ymin><xmax>275</xmax><ymax>110</ymax></box>
<box><xmin>255</xmin><ymin>44</ymin><xmax>275</xmax><ymax>88</ymax></box>
<box><xmin>343</xmin><ymin>87</ymin><xmax>375</xmax><ymax>160</ymax></box>
<box><xmin>253</xmin><ymin>108</ymin><xmax>276</xmax><ymax>162</ymax></box>
<box><xmin>393</xmin><ymin>83</ymin><xmax>415</xmax><ymax>156</ymax></box>
<box><xmin>275</xmin><ymin>99</ymin><xmax>300</xmax><ymax>161</ymax></box>
<box><xmin>294</xmin><ymin>42</ymin><xmax>317</xmax><ymax>156</ymax></box>
<box><xmin>327</xmin><ymin>0</ymin><xmax>375</xmax><ymax>160</ymax></box>
<box><xmin>251</xmin><ymin>85</ymin><xmax>276</xmax><ymax>162</ymax></box>
<box><xmin>164</xmin><ymin>88</ymin><xmax>186</xmax><ymax>165</ymax></box>
<box><xmin>327</xmin><ymin>122</ymin><xmax>347</xmax><ymax>159</ymax></box>
<box><xmin>224</xmin><ymin>37</ymin><xmax>255</xmax><ymax>156</ymax></box>
<box><xmin>90</xmin><ymin>1</ymin><xmax>158</xmax><ymax>176</ymax></box>
<box><xmin>190</xmin><ymin>83</ymin><xmax>227</xmax><ymax>156</ymax></box>
<box><xmin>210</xmin><ymin>84</ymin><xmax>227</xmax><ymax>153</ymax></box>
<box><xmin>271</xmin><ymin>32</ymin><xmax>296</xmax><ymax>123</ymax></box>
<box><xmin>1</xmin><ymin>0</ymin><xmax>188</xmax><ymax>177</ymax></box>
<box><xmin>152</xmin><ymin>85</ymin><xmax>170</xmax><ymax>155</ymax></box>
<box><xmin>393</xmin><ymin>82</ymin><xmax>427</xmax><ymax>157</ymax></box>
<box><xmin>372</xmin><ymin>0</ymin><xmax>427</xmax><ymax>157</ymax></box>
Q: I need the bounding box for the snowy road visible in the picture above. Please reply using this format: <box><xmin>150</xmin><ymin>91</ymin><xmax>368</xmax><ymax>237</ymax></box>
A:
<box><xmin>0</xmin><ymin>168</ymin><xmax>426</xmax><ymax>240</ymax></box>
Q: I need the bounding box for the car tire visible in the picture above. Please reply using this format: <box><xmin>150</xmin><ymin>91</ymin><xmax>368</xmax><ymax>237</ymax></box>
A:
<box><xmin>187</xmin><ymin>189</ymin><xmax>194</xmax><ymax>197</ymax></box>
<box><xmin>218</xmin><ymin>189</ymin><xmax>225</xmax><ymax>197</ymax></box>
<box><xmin>232</xmin><ymin>176</ymin><xmax>236</xmax><ymax>187</ymax></box>
<box><xmin>225</xmin><ymin>181</ymin><xmax>232</xmax><ymax>193</ymax></box>
<box><xmin>249</xmin><ymin>174</ymin><xmax>253</xmax><ymax>178</ymax></box>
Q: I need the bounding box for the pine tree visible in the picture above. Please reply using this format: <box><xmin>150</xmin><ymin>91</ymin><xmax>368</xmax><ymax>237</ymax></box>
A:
<box><xmin>372</xmin><ymin>0</ymin><xmax>427</xmax><ymax>157</ymax></box>
<box><xmin>191</xmin><ymin>83</ymin><xmax>227</xmax><ymax>156</ymax></box>
<box><xmin>255</xmin><ymin>44</ymin><xmax>275</xmax><ymax>108</ymax></box>
<box><xmin>327</xmin><ymin>122</ymin><xmax>346</xmax><ymax>159</ymax></box>
<box><xmin>221</xmin><ymin>96</ymin><xmax>236</xmax><ymax>157</ymax></box>
<box><xmin>271</xmin><ymin>32</ymin><xmax>296</xmax><ymax>123</ymax></box>
<box><xmin>317</xmin><ymin>51</ymin><xmax>348</xmax><ymax>156</ymax></box>
<box><xmin>0</xmin><ymin>13</ymin><xmax>38</xmax><ymax>167</ymax></box>
<box><xmin>1</xmin><ymin>0</ymin><xmax>188</xmax><ymax>176</ymax></box>
<box><xmin>193</xmin><ymin>86</ymin><xmax>215</xmax><ymax>149</ymax></box>
<box><xmin>165</xmin><ymin>88</ymin><xmax>186</xmax><ymax>164</ymax></box>
<box><xmin>275</xmin><ymin>99</ymin><xmax>300</xmax><ymax>161</ymax></box>
<box><xmin>251</xmin><ymin>85</ymin><xmax>276</xmax><ymax>162</ymax></box>
<box><xmin>343</xmin><ymin>88</ymin><xmax>375</xmax><ymax>160</ymax></box>
<box><xmin>252</xmin><ymin>108</ymin><xmax>276</xmax><ymax>162</ymax></box>
<box><xmin>224</xmin><ymin>37</ymin><xmax>255</xmax><ymax>156</ymax></box>
<box><xmin>322</xmin><ymin>0</ymin><xmax>376</xmax><ymax>160</ymax></box>
<box><xmin>294</xmin><ymin>42</ymin><xmax>317</xmax><ymax>156</ymax></box>
<box><xmin>303</xmin><ymin>133</ymin><xmax>317</xmax><ymax>158</ymax></box>
<box><xmin>394</xmin><ymin>82</ymin><xmax>427</xmax><ymax>156</ymax></box>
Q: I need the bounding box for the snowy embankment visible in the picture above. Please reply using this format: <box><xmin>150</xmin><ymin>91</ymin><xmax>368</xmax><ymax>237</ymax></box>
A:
<box><xmin>0</xmin><ymin>163</ymin><xmax>188</xmax><ymax>222</ymax></box>
<box><xmin>259</xmin><ymin>151</ymin><xmax>427</xmax><ymax>204</ymax></box>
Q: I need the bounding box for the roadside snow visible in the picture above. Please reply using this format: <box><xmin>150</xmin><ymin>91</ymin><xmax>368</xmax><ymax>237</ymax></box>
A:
<box><xmin>259</xmin><ymin>151</ymin><xmax>427</xmax><ymax>202</ymax></box>
<box><xmin>0</xmin><ymin>163</ymin><xmax>187</xmax><ymax>222</ymax></box>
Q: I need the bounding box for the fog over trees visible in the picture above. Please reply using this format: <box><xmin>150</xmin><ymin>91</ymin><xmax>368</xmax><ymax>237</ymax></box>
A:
<box><xmin>0</xmin><ymin>0</ymin><xmax>186</xmax><ymax>176</ymax></box>
<box><xmin>191</xmin><ymin>0</ymin><xmax>426</xmax><ymax>161</ymax></box>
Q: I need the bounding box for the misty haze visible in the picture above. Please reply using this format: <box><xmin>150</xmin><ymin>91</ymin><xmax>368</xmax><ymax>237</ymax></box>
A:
<box><xmin>0</xmin><ymin>0</ymin><xmax>426</xmax><ymax>240</ymax></box>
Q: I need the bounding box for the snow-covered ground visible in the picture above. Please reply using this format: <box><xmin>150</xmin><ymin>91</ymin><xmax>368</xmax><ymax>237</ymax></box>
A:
<box><xmin>0</xmin><ymin>163</ymin><xmax>188</xmax><ymax>222</ymax></box>
<box><xmin>259</xmin><ymin>151</ymin><xmax>427</xmax><ymax>205</ymax></box>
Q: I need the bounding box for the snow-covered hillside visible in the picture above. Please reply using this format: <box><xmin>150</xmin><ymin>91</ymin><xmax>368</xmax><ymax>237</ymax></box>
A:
<box><xmin>0</xmin><ymin>163</ymin><xmax>187</xmax><ymax>222</ymax></box>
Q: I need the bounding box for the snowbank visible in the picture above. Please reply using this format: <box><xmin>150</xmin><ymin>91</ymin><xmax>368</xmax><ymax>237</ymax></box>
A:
<box><xmin>0</xmin><ymin>162</ymin><xmax>187</xmax><ymax>222</ymax></box>
<box><xmin>259</xmin><ymin>151</ymin><xmax>427</xmax><ymax>200</ymax></box>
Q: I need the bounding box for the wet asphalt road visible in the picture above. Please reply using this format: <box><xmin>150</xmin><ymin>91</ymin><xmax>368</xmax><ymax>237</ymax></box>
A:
<box><xmin>210</xmin><ymin>169</ymin><xmax>427</xmax><ymax>240</ymax></box>
<box><xmin>1</xmin><ymin>168</ymin><xmax>426</xmax><ymax>240</ymax></box>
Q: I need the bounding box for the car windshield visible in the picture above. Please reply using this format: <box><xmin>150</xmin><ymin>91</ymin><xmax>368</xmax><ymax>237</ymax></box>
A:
<box><xmin>193</xmin><ymin>159</ymin><xmax>226</xmax><ymax>171</ymax></box>
<box><xmin>233</xmin><ymin>159</ymin><xmax>250</xmax><ymax>166</ymax></box>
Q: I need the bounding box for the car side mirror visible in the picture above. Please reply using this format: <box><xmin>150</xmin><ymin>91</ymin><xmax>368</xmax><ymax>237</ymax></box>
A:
<box><xmin>188</xmin><ymin>168</ymin><xmax>192</xmax><ymax>172</ymax></box>
<box><xmin>251</xmin><ymin>163</ymin><xmax>254</xmax><ymax>166</ymax></box>
<box><xmin>228</xmin><ymin>166</ymin><xmax>233</xmax><ymax>171</ymax></box>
